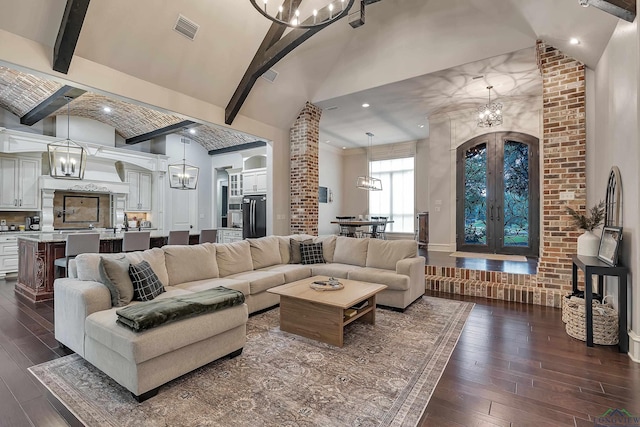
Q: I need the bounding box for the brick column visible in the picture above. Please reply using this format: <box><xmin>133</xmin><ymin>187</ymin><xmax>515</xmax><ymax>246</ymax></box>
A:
<box><xmin>535</xmin><ymin>40</ymin><xmax>586</xmax><ymax>291</ymax></box>
<box><xmin>290</xmin><ymin>102</ymin><xmax>321</xmax><ymax>235</ymax></box>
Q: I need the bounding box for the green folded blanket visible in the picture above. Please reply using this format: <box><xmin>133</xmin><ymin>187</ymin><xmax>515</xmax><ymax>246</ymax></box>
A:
<box><xmin>116</xmin><ymin>287</ymin><xmax>245</xmax><ymax>332</ymax></box>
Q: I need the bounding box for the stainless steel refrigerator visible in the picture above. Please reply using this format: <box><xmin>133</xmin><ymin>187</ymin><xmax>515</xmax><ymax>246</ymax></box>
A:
<box><xmin>242</xmin><ymin>195</ymin><xmax>267</xmax><ymax>238</ymax></box>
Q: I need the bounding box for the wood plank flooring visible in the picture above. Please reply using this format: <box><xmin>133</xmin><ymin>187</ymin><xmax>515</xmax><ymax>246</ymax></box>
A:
<box><xmin>0</xmin><ymin>277</ymin><xmax>638</xmax><ymax>426</ymax></box>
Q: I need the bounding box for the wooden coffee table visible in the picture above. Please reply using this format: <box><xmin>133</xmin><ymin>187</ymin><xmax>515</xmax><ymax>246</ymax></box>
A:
<box><xmin>267</xmin><ymin>276</ymin><xmax>387</xmax><ymax>347</ymax></box>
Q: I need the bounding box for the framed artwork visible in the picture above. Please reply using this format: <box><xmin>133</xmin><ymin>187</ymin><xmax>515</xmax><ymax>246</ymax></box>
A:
<box><xmin>597</xmin><ymin>226</ymin><xmax>623</xmax><ymax>266</ymax></box>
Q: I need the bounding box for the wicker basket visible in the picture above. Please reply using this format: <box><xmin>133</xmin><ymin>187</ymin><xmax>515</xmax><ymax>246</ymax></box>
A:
<box><xmin>564</xmin><ymin>297</ymin><xmax>619</xmax><ymax>345</ymax></box>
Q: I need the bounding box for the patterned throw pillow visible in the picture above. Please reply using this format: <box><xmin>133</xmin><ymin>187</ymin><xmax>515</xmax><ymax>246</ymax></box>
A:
<box><xmin>129</xmin><ymin>260</ymin><xmax>165</xmax><ymax>301</ymax></box>
<box><xmin>300</xmin><ymin>242</ymin><xmax>325</xmax><ymax>265</ymax></box>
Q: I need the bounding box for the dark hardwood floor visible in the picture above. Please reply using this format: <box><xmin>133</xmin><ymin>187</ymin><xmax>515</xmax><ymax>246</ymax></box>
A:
<box><xmin>418</xmin><ymin>248</ymin><xmax>539</xmax><ymax>275</ymax></box>
<box><xmin>0</xmin><ymin>276</ymin><xmax>638</xmax><ymax>426</ymax></box>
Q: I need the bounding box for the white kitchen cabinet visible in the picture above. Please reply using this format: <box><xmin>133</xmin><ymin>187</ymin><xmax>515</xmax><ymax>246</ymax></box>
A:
<box><xmin>0</xmin><ymin>155</ymin><xmax>41</xmax><ymax>210</ymax></box>
<box><xmin>218</xmin><ymin>228</ymin><xmax>243</xmax><ymax>243</ymax></box>
<box><xmin>242</xmin><ymin>169</ymin><xmax>267</xmax><ymax>194</ymax></box>
<box><xmin>0</xmin><ymin>235</ymin><xmax>19</xmax><ymax>277</ymax></box>
<box><xmin>126</xmin><ymin>170</ymin><xmax>152</xmax><ymax>211</ymax></box>
<box><xmin>229</xmin><ymin>170</ymin><xmax>243</xmax><ymax>197</ymax></box>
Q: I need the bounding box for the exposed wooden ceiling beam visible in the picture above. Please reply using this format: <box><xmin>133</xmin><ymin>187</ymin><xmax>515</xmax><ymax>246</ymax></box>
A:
<box><xmin>208</xmin><ymin>141</ymin><xmax>267</xmax><ymax>155</ymax></box>
<box><xmin>588</xmin><ymin>0</ymin><xmax>635</xmax><ymax>22</ymax></box>
<box><xmin>53</xmin><ymin>0</ymin><xmax>91</xmax><ymax>74</ymax></box>
<box><xmin>125</xmin><ymin>120</ymin><xmax>198</xmax><ymax>145</ymax></box>
<box><xmin>225</xmin><ymin>0</ymin><xmax>355</xmax><ymax>125</ymax></box>
<box><xmin>20</xmin><ymin>85</ymin><xmax>86</xmax><ymax>126</ymax></box>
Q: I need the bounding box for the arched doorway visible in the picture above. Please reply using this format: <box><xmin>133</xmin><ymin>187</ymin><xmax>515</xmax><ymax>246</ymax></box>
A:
<box><xmin>456</xmin><ymin>132</ymin><xmax>539</xmax><ymax>257</ymax></box>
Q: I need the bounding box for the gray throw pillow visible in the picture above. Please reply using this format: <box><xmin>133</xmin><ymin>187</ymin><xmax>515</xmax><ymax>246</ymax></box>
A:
<box><xmin>300</xmin><ymin>242</ymin><xmax>325</xmax><ymax>265</ymax></box>
<box><xmin>289</xmin><ymin>238</ymin><xmax>312</xmax><ymax>264</ymax></box>
<box><xmin>98</xmin><ymin>256</ymin><xmax>134</xmax><ymax>307</ymax></box>
<box><xmin>129</xmin><ymin>260</ymin><xmax>165</xmax><ymax>301</ymax></box>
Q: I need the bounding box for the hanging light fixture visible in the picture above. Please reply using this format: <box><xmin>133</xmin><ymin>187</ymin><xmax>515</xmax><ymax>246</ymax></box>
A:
<box><xmin>356</xmin><ymin>132</ymin><xmax>382</xmax><ymax>191</ymax></box>
<box><xmin>47</xmin><ymin>96</ymin><xmax>87</xmax><ymax>180</ymax></box>
<box><xmin>249</xmin><ymin>0</ymin><xmax>355</xmax><ymax>29</ymax></box>
<box><xmin>477</xmin><ymin>85</ymin><xmax>503</xmax><ymax>128</ymax></box>
<box><xmin>168</xmin><ymin>134</ymin><xmax>199</xmax><ymax>190</ymax></box>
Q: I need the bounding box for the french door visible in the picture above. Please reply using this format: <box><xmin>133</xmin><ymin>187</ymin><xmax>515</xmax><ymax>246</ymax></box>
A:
<box><xmin>456</xmin><ymin>132</ymin><xmax>539</xmax><ymax>256</ymax></box>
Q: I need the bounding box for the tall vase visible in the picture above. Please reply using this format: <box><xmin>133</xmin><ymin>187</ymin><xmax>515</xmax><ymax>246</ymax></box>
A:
<box><xmin>577</xmin><ymin>230</ymin><xmax>600</xmax><ymax>256</ymax></box>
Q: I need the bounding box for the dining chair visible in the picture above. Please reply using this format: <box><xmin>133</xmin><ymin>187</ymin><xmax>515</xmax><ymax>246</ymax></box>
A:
<box><xmin>335</xmin><ymin>216</ymin><xmax>357</xmax><ymax>237</ymax></box>
<box><xmin>54</xmin><ymin>232</ymin><xmax>101</xmax><ymax>278</ymax></box>
<box><xmin>122</xmin><ymin>231</ymin><xmax>151</xmax><ymax>252</ymax></box>
<box><xmin>376</xmin><ymin>217</ymin><xmax>388</xmax><ymax>240</ymax></box>
<box><xmin>199</xmin><ymin>229</ymin><xmax>218</xmax><ymax>244</ymax></box>
<box><xmin>168</xmin><ymin>230</ymin><xmax>190</xmax><ymax>246</ymax></box>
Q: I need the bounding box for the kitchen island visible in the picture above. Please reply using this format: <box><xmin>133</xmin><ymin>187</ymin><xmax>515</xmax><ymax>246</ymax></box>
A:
<box><xmin>15</xmin><ymin>230</ymin><xmax>201</xmax><ymax>302</ymax></box>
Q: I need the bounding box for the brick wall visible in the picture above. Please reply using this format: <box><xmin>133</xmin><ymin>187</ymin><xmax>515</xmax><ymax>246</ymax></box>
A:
<box><xmin>290</xmin><ymin>102</ymin><xmax>321</xmax><ymax>235</ymax></box>
<box><xmin>535</xmin><ymin>40</ymin><xmax>586</xmax><ymax>292</ymax></box>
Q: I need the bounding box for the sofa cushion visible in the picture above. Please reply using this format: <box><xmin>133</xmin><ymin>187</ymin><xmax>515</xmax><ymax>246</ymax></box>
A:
<box><xmin>310</xmin><ymin>263</ymin><xmax>362</xmax><ymax>279</ymax></box>
<box><xmin>259</xmin><ymin>264</ymin><xmax>312</xmax><ymax>283</ymax></box>
<box><xmin>129</xmin><ymin>261</ymin><xmax>165</xmax><ymax>301</ymax></box>
<box><xmin>85</xmin><ymin>296</ymin><xmax>248</xmax><ymax>364</ymax></box>
<box><xmin>300</xmin><ymin>242</ymin><xmax>325</xmax><ymax>265</ymax></box>
<box><xmin>174</xmin><ymin>278</ymin><xmax>250</xmax><ymax>297</ymax></box>
<box><xmin>276</xmin><ymin>236</ymin><xmax>292</xmax><ymax>264</ymax></box>
<box><xmin>226</xmin><ymin>270</ymin><xmax>285</xmax><ymax>294</ymax></box>
<box><xmin>348</xmin><ymin>267</ymin><xmax>410</xmax><ymax>291</ymax></box>
<box><xmin>313</xmin><ymin>235</ymin><xmax>337</xmax><ymax>263</ymax></box>
<box><xmin>289</xmin><ymin>238</ymin><xmax>312</xmax><ymax>264</ymax></box>
<box><xmin>366</xmin><ymin>239</ymin><xmax>418</xmax><ymax>271</ymax></box>
<box><xmin>163</xmin><ymin>243</ymin><xmax>218</xmax><ymax>286</ymax></box>
<box><xmin>98</xmin><ymin>256</ymin><xmax>134</xmax><ymax>307</ymax></box>
<box><xmin>333</xmin><ymin>237</ymin><xmax>369</xmax><ymax>266</ymax></box>
<box><xmin>76</xmin><ymin>253</ymin><xmax>129</xmax><ymax>283</ymax></box>
<box><xmin>125</xmin><ymin>248</ymin><xmax>170</xmax><ymax>288</ymax></box>
<box><xmin>248</xmin><ymin>236</ymin><xmax>282</xmax><ymax>269</ymax></box>
<box><xmin>216</xmin><ymin>241</ymin><xmax>253</xmax><ymax>277</ymax></box>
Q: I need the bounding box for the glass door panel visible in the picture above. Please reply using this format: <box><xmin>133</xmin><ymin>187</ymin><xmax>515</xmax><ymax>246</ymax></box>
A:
<box><xmin>463</xmin><ymin>143</ymin><xmax>488</xmax><ymax>246</ymax></box>
<box><xmin>502</xmin><ymin>141</ymin><xmax>529</xmax><ymax>247</ymax></box>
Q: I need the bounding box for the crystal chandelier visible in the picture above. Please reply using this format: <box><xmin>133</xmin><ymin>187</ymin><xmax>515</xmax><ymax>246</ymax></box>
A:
<box><xmin>356</xmin><ymin>132</ymin><xmax>382</xmax><ymax>191</ymax></box>
<box><xmin>47</xmin><ymin>96</ymin><xmax>87</xmax><ymax>180</ymax></box>
<box><xmin>168</xmin><ymin>135</ymin><xmax>199</xmax><ymax>190</ymax></box>
<box><xmin>249</xmin><ymin>0</ymin><xmax>355</xmax><ymax>29</ymax></box>
<box><xmin>477</xmin><ymin>85</ymin><xmax>503</xmax><ymax>128</ymax></box>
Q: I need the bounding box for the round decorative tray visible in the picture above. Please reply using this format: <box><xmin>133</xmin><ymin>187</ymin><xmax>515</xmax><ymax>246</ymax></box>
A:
<box><xmin>310</xmin><ymin>280</ymin><xmax>344</xmax><ymax>291</ymax></box>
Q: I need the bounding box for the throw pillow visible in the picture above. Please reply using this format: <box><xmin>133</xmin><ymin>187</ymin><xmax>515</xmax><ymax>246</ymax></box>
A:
<box><xmin>300</xmin><ymin>242</ymin><xmax>326</xmax><ymax>265</ymax></box>
<box><xmin>129</xmin><ymin>260</ymin><xmax>165</xmax><ymax>301</ymax></box>
<box><xmin>289</xmin><ymin>238</ymin><xmax>312</xmax><ymax>264</ymax></box>
<box><xmin>98</xmin><ymin>256</ymin><xmax>134</xmax><ymax>307</ymax></box>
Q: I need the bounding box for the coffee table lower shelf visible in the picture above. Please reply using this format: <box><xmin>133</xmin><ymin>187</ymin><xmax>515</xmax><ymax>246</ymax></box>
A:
<box><xmin>279</xmin><ymin>295</ymin><xmax>377</xmax><ymax>347</ymax></box>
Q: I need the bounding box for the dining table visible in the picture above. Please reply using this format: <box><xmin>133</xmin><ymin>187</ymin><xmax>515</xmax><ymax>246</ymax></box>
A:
<box><xmin>330</xmin><ymin>219</ymin><xmax>393</xmax><ymax>238</ymax></box>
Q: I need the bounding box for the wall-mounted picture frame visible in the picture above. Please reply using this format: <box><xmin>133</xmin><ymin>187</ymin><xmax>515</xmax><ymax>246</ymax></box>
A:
<box><xmin>319</xmin><ymin>186</ymin><xmax>328</xmax><ymax>203</ymax></box>
<box><xmin>597</xmin><ymin>226</ymin><xmax>623</xmax><ymax>266</ymax></box>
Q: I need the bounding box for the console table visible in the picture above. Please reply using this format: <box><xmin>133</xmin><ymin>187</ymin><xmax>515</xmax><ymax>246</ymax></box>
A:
<box><xmin>571</xmin><ymin>254</ymin><xmax>628</xmax><ymax>353</ymax></box>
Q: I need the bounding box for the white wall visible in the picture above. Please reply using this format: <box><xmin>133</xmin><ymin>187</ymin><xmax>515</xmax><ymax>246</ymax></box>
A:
<box><xmin>318</xmin><ymin>144</ymin><xmax>343</xmax><ymax>235</ymax></box>
<box><xmin>56</xmin><ymin>116</ymin><xmax>115</xmax><ymax>147</ymax></box>
<box><xmin>589</xmin><ymin>13</ymin><xmax>639</xmax><ymax>362</ymax></box>
<box><xmin>341</xmin><ymin>148</ymin><xmax>368</xmax><ymax>217</ymax></box>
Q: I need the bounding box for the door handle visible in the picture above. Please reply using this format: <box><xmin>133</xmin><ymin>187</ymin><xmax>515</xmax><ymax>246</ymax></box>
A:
<box><xmin>19</xmin><ymin>199</ymin><xmax>21</xmax><ymax>206</ymax></box>
<box><xmin>14</xmin><ymin>199</ymin><xmax>17</xmax><ymax>206</ymax></box>
<box><xmin>490</xmin><ymin>205</ymin><xmax>494</xmax><ymax>221</ymax></box>
<box><xmin>497</xmin><ymin>206</ymin><xmax>501</xmax><ymax>221</ymax></box>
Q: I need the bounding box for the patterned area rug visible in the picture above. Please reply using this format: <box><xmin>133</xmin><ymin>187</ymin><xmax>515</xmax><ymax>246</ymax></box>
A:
<box><xmin>29</xmin><ymin>296</ymin><xmax>473</xmax><ymax>427</ymax></box>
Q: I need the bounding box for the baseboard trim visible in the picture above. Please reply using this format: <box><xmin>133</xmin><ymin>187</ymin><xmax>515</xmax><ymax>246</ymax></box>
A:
<box><xmin>628</xmin><ymin>330</ymin><xmax>640</xmax><ymax>363</ymax></box>
<box><xmin>428</xmin><ymin>243</ymin><xmax>455</xmax><ymax>252</ymax></box>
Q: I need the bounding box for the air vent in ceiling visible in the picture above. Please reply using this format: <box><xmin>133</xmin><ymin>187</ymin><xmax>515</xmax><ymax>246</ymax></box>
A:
<box><xmin>325</xmin><ymin>106</ymin><xmax>339</xmax><ymax>111</ymax></box>
<box><xmin>261</xmin><ymin>68</ymin><xmax>279</xmax><ymax>83</ymax></box>
<box><xmin>174</xmin><ymin>14</ymin><xmax>199</xmax><ymax>40</ymax></box>
<box><xmin>472</xmin><ymin>75</ymin><xmax>484</xmax><ymax>80</ymax></box>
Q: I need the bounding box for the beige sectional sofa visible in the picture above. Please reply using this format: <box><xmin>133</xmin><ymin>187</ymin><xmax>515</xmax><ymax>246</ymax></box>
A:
<box><xmin>54</xmin><ymin>235</ymin><xmax>425</xmax><ymax>400</ymax></box>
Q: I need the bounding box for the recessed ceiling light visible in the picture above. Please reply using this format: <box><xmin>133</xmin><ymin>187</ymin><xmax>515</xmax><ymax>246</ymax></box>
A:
<box><xmin>570</xmin><ymin>38</ymin><xmax>580</xmax><ymax>45</ymax></box>
<box><xmin>325</xmin><ymin>140</ymin><xmax>330</xmax><ymax>144</ymax></box>
<box><xmin>342</xmin><ymin>146</ymin><xmax>346</xmax><ymax>150</ymax></box>
<box><xmin>362</xmin><ymin>103</ymin><xmax>370</xmax><ymax>108</ymax></box>
<box><xmin>418</xmin><ymin>124</ymin><xmax>425</xmax><ymax>128</ymax></box>
<box><xmin>103</xmin><ymin>107</ymin><xmax>111</xmax><ymax>113</ymax></box>
<box><xmin>189</xmin><ymin>129</ymin><xmax>196</xmax><ymax>134</ymax></box>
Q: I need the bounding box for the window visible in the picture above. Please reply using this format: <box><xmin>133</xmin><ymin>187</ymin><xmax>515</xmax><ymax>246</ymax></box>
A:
<box><xmin>369</xmin><ymin>157</ymin><xmax>414</xmax><ymax>233</ymax></box>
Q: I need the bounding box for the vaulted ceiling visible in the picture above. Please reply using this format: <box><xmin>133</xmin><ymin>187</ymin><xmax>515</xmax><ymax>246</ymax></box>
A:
<box><xmin>0</xmin><ymin>0</ymin><xmax>622</xmax><ymax>150</ymax></box>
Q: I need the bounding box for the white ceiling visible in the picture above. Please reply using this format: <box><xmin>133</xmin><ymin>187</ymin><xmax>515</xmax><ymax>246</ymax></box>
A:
<box><xmin>0</xmin><ymin>0</ymin><xmax>620</xmax><ymax>149</ymax></box>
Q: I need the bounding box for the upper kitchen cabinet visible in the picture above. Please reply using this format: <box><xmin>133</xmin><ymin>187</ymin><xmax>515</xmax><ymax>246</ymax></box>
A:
<box><xmin>228</xmin><ymin>168</ymin><xmax>243</xmax><ymax>197</ymax></box>
<box><xmin>0</xmin><ymin>155</ymin><xmax>40</xmax><ymax>210</ymax></box>
<box><xmin>126</xmin><ymin>170</ymin><xmax>152</xmax><ymax>211</ymax></box>
<box><xmin>243</xmin><ymin>155</ymin><xmax>267</xmax><ymax>195</ymax></box>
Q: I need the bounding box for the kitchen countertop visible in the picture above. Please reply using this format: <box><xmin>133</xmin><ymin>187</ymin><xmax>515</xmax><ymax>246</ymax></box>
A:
<box><xmin>0</xmin><ymin>230</ymin><xmax>43</xmax><ymax>236</ymax></box>
<box><xmin>217</xmin><ymin>227</ymin><xmax>243</xmax><ymax>231</ymax></box>
<box><xmin>17</xmin><ymin>230</ymin><xmax>170</xmax><ymax>243</ymax></box>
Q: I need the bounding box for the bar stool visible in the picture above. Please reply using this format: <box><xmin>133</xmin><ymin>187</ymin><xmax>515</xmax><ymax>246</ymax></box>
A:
<box><xmin>199</xmin><ymin>229</ymin><xmax>218</xmax><ymax>244</ymax></box>
<box><xmin>122</xmin><ymin>231</ymin><xmax>151</xmax><ymax>252</ymax></box>
<box><xmin>54</xmin><ymin>233</ymin><xmax>101</xmax><ymax>278</ymax></box>
<box><xmin>168</xmin><ymin>230</ymin><xmax>189</xmax><ymax>245</ymax></box>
